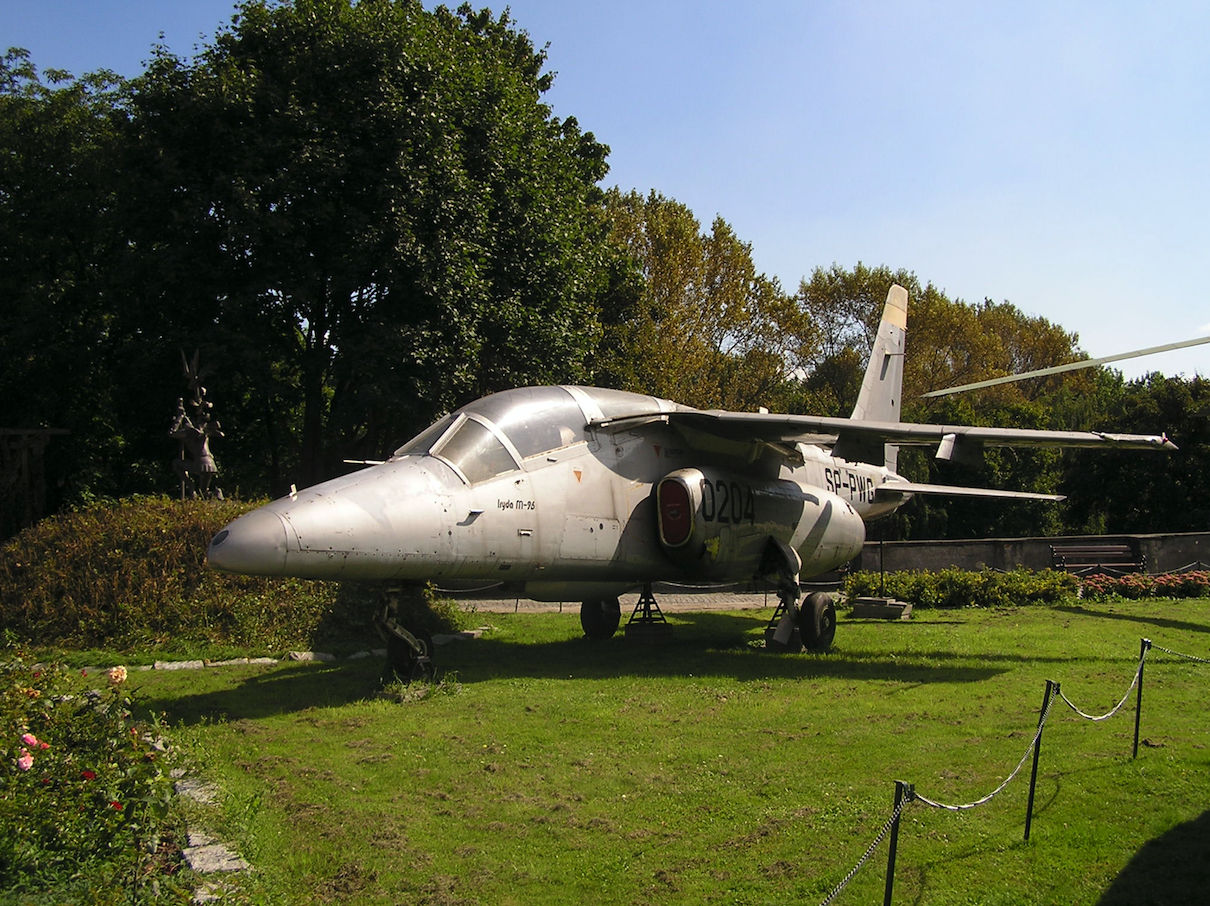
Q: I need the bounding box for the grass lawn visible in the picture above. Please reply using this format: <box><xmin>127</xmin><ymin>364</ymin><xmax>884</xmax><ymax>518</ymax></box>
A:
<box><xmin>126</xmin><ymin>599</ymin><xmax>1210</xmax><ymax>905</ymax></box>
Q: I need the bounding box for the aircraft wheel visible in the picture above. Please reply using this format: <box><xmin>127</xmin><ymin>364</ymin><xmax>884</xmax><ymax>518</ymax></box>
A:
<box><xmin>385</xmin><ymin>628</ymin><xmax>435</xmax><ymax>683</ymax></box>
<box><xmin>580</xmin><ymin>598</ymin><xmax>621</xmax><ymax>640</ymax></box>
<box><xmin>802</xmin><ymin>592</ymin><xmax>837</xmax><ymax>652</ymax></box>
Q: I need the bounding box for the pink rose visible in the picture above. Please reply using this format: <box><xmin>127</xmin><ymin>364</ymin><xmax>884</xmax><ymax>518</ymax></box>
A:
<box><xmin>20</xmin><ymin>733</ymin><xmax>38</xmax><ymax>747</ymax></box>
<box><xmin>17</xmin><ymin>750</ymin><xmax>34</xmax><ymax>772</ymax></box>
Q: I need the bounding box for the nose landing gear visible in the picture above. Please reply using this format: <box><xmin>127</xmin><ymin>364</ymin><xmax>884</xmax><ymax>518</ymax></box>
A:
<box><xmin>376</xmin><ymin>588</ymin><xmax>435</xmax><ymax>683</ymax></box>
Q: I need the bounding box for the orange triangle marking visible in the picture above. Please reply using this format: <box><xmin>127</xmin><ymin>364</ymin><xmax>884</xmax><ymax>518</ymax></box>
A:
<box><xmin>573</xmin><ymin>468</ymin><xmax>583</xmax><ymax>483</ymax></box>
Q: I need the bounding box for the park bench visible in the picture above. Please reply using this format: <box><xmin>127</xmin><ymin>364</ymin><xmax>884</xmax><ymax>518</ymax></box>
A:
<box><xmin>1050</xmin><ymin>543</ymin><xmax>1146</xmax><ymax>575</ymax></box>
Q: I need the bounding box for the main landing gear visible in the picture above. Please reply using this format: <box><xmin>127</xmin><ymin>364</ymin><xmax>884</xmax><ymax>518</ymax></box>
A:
<box><xmin>580</xmin><ymin>585</ymin><xmax>672</xmax><ymax>642</ymax></box>
<box><xmin>762</xmin><ymin>539</ymin><xmax>836</xmax><ymax>653</ymax></box>
<box><xmin>580</xmin><ymin>596</ymin><xmax>622</xmax><ymax>640</ymax></box>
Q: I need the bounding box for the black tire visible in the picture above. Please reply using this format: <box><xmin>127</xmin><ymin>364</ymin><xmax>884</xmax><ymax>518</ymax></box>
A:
<box><xmin>385</xmin><ymin>628</ymin><xmax>435</xmax><ymax>683</ymax></box>
<box><xmin>580</xmin><ymin>598</ymin><xmax>621</xmax><ymax>640</ymax></box>
<box><xmin>801</xmin><ymin>592</ymin><xmax>837</xmax><ymax>652</ymax></box>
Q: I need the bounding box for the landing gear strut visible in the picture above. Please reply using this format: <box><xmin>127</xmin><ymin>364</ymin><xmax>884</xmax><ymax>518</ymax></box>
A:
<box><xmin>376</xmin><ymin>588</ymin><xmax>435</xmax><ymax>683</ymax></box>
<box><xmin>761</xmin><ymin>538</ymin><xmax>835</xmax><ymax>653</ymax></box>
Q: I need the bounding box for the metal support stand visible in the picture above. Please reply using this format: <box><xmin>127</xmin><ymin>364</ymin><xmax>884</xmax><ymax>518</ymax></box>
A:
<box><xmin>627</xmin><ymin>586</ymin><xmax>668</xmax><ymax>625</ymax></box>
<box><xmin>625</xmin><ymin>585</ymin><xmax>673</xmax><ymax>642</ymax></box>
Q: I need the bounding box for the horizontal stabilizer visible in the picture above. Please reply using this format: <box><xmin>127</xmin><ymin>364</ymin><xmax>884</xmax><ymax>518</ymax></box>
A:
<box><xmin>875</xmin><ymin>481</ymin><xmax>1064</xmax><ymax>502</ymax></box>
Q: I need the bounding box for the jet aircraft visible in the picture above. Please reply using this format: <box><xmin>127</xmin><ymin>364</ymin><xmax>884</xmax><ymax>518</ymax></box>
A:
<box><xmin>208</xmin><ymin>286</ymin><xmax>1175</xmax><ymax>669</ymax></box>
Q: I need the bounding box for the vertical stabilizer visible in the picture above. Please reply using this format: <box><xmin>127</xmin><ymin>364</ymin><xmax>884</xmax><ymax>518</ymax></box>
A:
<box><xmin>834</xmin><ymin>285</ymin><xmax>908</xmax><ymax>469</ymax></box>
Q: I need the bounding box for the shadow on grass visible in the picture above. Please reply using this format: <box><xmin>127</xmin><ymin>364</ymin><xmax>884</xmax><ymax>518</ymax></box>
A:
<box><xmin>142</xmin><ymin>659</ymin><xmax>385</xmax><ymax>725</ymax></box>
<box><xmin>1097</xmin><ymin>809</ymin><xmax>1210</xmax><ymax>905</ymax></box>
<box><xmin>1054</xmin><ymin>604</ymin><xmax>1210</xmax><ymax>636</ymax></box>
<box><xmin>140</xmin><ymin>611</ymin><xmax>1010</xmax><ymax>725</ymax></box>
<box><xmin>442</xmin><ymin>611</ymin><xmax>1009</xmax><ymax>684</ymax></box>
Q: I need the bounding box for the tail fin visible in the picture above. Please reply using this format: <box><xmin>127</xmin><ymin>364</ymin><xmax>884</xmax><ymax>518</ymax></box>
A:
<box><xmin>834</xmin><ymin>284</ymin><xmax>908</xmax><ymax>469</ymax></box>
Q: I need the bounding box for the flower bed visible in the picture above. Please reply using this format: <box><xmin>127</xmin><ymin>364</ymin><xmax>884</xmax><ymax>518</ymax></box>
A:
<box><xmin>1</xmin><ymin>654</ymin><xmax>183</xmax><ymax>898</ymax></box>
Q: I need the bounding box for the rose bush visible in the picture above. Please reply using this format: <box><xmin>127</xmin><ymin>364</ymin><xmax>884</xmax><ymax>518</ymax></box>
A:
<box><xmin>0</xmin><ymin>653</ymin><xmax>182</xmax><ymax>898</ymax></box>
<box><xmin>1080</xmin><ymin>569</ymin><xmax>1210</xmax><ymax>600</ymax></box>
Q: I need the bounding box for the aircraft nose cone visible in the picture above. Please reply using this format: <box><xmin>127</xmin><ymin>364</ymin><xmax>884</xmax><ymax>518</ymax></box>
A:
<box><xmin>207</xmin><ymin>508</ymin><xmax>291</xmax><ymax>575</ymax></box>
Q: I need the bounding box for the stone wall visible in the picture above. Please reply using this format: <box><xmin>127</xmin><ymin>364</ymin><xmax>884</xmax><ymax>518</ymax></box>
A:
<box><xmin>853</xmin><ymin>532</ymin><xmax>1210</xmax><ymax>575</ymax></box>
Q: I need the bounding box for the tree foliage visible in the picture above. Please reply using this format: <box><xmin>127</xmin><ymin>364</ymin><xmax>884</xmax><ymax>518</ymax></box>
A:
<box><xmin>2</xmin><ymin>7</ymin><xmax>1203</xmax><ymax>543</ymax></box>
<box><xmin>597</xmin><ymin>189</ymin><xmax>803</xmax><ymax>411</ymax></box>
<box><xmin>0</xmin><ymin>51</ymin><xmax>148</xmax><ymax>500</ymax></box>
<box><xmin>126</xmin><ymin>0</ymin><xmax>613</xmax><ymax>487</ymax></box>
<box><xmin>1061</xmin><ymin>373</ymin><xmax>1210</xmax><ymax>535</ymax></box>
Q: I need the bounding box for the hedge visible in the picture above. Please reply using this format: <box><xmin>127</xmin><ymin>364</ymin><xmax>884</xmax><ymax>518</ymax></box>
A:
<box><xmin>0</xmin><ymin>497</ymin><xmax>458</xmax><ymax>651</ymax></box>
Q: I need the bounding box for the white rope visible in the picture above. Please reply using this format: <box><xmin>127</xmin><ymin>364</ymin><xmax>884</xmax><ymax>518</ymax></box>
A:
<box><xmin>915</xmin><ymin>691</ymin><xmax>1055</xmax><ymax>811</ymax></box>
<box><xmin>1152</xmin><ymin>644</ymin><xmax>1210</xmax><ymax>665</ymax></box>
<box><xmin>1056</xmin><ymin>650</ymin><xmax>1147</xmax><ymax>722</ymax></box>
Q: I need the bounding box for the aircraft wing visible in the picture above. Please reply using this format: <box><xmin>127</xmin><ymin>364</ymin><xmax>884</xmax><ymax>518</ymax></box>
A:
<box><xmin>673</xmin><ymin>412</ymin><xmax>1174</xmax><ymax>450</ymax></box>
<box><xmin>591</xmin><ymin>410</ymin><xmax>1176</xmax><ymax>464</ymax></box>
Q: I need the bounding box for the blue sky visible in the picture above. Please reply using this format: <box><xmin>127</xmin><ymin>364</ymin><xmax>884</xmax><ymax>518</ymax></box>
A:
<box><xmin>6</xmin><ymin>0</ymin><xmax>1209</xmax><ymax>380</ymax></box>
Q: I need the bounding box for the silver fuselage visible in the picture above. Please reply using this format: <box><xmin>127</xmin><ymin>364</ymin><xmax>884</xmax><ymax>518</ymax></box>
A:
<box><xmin>208</xmin><ymin>386</ymin><xmax>895</xmax><ymax>599</ymax></box>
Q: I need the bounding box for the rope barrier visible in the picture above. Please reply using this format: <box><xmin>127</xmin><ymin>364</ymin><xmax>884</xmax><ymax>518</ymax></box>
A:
<box><xmin>808</xmin><ymin>633</ymin><xmax>1202</xmax><ymax>904</ymax></box>
<box><xmin>817</xmin><ymin>790</ymin><xmax>912</xmax><ymax>906</ymax></box>
<box><xmin>1055</xmin><ymin>647</ymin><xmax>1148</xmax><ymax>722</ymax></box>
<box><xmin>914</xmin><ymin>690</ymin><xmax>1055</xmax><ymax>811</ymax></box>
<box><xmin>1152</xmin><ymin>644</ymin><xmax>1210</xmax><ymax>665</ymax></box>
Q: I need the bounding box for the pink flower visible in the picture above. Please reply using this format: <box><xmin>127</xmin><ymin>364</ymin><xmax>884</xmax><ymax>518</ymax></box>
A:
<box><xmin>107</xmin><ymin>666</ymin><xmax>127</xmax><ymax>686</ymax></box>
<box><xmin>20</xmin><ymin>733</ymin><xmax>38</xmax><ymax>747</ymax></box>
<box><xmin>17</xmin><ymin>750</ymin><xmax>34</xmax><ymax>772</ymax></box>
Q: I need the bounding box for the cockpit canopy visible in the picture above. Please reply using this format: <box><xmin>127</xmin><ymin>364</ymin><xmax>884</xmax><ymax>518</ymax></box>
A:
<box><xmin>391</xmin><ymin>385</ymin><xmax>677</xmax><ymax>484</ymax></box>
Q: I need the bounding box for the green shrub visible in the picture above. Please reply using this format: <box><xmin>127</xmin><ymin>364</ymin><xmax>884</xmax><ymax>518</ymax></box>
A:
<box><xmin>843</xmin><ymin>568</ymin><xmax>1079</xmax><ymax>608</ymax></box>
<box><xmin>0</xmin><ymin>497</ymin><xmax>461</xmax><ymax>652</ymax></box>
<box><xmin>0</xmin><ymin>654</ymin><xmax>185</xmax><ymax>900</ymax></box>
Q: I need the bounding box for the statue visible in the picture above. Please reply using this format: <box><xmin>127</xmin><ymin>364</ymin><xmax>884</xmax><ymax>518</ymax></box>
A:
<box><xmin>171</xmin><ymin>351</ymin><xmax>224</xmax><ymax>500</ymax></box>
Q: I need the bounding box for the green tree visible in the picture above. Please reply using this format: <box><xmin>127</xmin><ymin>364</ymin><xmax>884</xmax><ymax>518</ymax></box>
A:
<box><xmin>795</xmin><ymin>264</ymin><xmax>1094</xmax><ymax>539</ymax></box>
<box><xmin>598</xmin><ymin>189</ymin><xmax>802</xmax><ymax>410</ymax></box>
<box><xmin>128</xmin><ymin>0</ymin><xmax>612</xmax><ymax>488</ymax></box>
<box><xmin>1061</xmin><ymin>373</ymin><xmax>1210</xmax><ymax>535</ymax></box>
<box><xmin>794</xmin><ymin>263</ymin><xmax>920</xmax><ymax>414</ymax></box>
<box><xmin>0</xmin><ymin>50</ymin><xmax>153</xmax><ymax>507</ymax></box>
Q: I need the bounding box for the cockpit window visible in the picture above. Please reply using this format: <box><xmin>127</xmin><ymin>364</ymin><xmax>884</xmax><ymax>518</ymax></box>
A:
<box><xmin>390</xmin><ymin>386</ymin><xmax>596</xmax><ymax>480</ymax></box>
<box><xmin>433</xmin><ymin>417</ymin><xmax>518</xmax><ymax>484</ymax></box>
<box><xmin>464</xmin><ymin>387</ymin><xmax>587</xmax><ymax>459</ymax></box>
<box><xmin>392</xmin><ymin>414</ymin><xmax>456</xmax><ymax>458</ymax></box>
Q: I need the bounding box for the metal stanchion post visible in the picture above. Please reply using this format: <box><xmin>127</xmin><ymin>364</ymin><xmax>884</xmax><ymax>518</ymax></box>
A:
<box><xmin>884</xmin><ymin>780</ymin><xmax>911</xmax><ymax>906</ymax></box>
<box><xmin>1133</xmin><ymin>638</ymin><xmax>1151</xmax><ymax>759</ymax></box>
<box><xmin>1024</xmin><ymin>679</ymin><xmax>1054</xmax><ymax>842</ymax></box>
